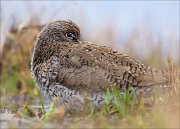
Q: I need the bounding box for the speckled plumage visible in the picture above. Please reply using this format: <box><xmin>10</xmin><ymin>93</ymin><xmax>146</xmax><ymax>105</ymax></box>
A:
<box><xmin>31</xmin><ymin>20</ymin><xmax>171</xmax><ymax>112</ymax></box>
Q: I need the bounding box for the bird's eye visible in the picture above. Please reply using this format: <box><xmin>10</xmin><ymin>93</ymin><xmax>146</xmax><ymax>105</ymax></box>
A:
<box><xmin>66</xmin><ymin>32</ymin><xmax>74</xmax><ymax>38</ymax></box>
<box><xmin>65</xmin><ymin>32</ymin><xmax>78</xmax><ymax>41</ymax></box>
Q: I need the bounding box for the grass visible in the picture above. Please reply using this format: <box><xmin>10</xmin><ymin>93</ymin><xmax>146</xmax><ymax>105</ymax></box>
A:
<box><xmin>12</xmin><ymin>83</ymin><xmax>178</xmax><ymax>128</ymax></box>
<box><xmin>0</xmin><ymin>20</ymin><xmax>179</xmax><ymax>128</ymax></box>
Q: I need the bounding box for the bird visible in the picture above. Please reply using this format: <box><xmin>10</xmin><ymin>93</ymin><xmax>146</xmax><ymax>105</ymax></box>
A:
<box><xmin>31</xmin><ymin>20</ymin><xmax>172</xmax><ymax>113</ymax></box>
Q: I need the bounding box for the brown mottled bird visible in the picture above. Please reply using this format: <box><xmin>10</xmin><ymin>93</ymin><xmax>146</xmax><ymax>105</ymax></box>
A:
<box><xmin>31</xmin><ymin>20</ymin><xmax>172</xmax><ymax>112</ymax></box>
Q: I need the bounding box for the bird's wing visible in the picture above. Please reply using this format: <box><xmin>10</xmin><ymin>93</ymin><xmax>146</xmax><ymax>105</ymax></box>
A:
<box><xmin>56</xmin><ymin>42</ymin><xmax>169</xmax><ymax>92</ymax></box>
<box><xmin>87</xmin><ymin>43</ymin><xmax>169</xmax><ymax>86</ymax></box>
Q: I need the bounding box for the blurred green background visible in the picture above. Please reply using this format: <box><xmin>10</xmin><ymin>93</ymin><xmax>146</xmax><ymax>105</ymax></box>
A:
<box><xmin>1</xmin><ymin>0</ymin><xmax>179</xmax><ymax>109</ymax></box>
<box><xmin>0</xmin><ymin>1</ymin><xmax>179</xmax><ymax>128</ymax></box>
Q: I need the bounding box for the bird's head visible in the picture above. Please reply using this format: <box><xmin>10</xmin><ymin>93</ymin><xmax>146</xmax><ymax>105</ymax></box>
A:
<box><xmin>31</xmin><ymin>20</ymin><xmax>81</xmax><ymax>70</ymax></box>
<box><xmin>37</xmin><ymin>20</ymin><xmax>80</xmax><ymax>44</ymax></box>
